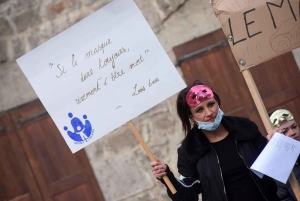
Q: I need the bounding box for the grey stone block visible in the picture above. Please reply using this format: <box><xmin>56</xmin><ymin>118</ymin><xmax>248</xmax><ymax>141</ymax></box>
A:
<box><xmin>0</xmin><ymin>62</ymin><xmax>37</xmax><ymax>112</ymax></box>
<box><xmin>68</xmin><ymin>8</ymin><xmax>93</xmax><ymax>26</ymax></box>
<box><xmin>135</xmin><ymin>0</ymin><xmax>161</xmax><ymax>29</ymax></box>
<box><xmin>28</xmin><ymin>34</ymin><xmax>40</xmax><ymax>50</ymax></box>
<box><xmin>13</xmin><ymin>8</ymin><xmax>41</xmax><ymax>32</ymax></box>
<box><xmin>154</xmin><ymin>0</ymin><xmax>171</xmax><ymax>18</ymax></box>
<box><xmin>81</xmin><ymin>0</ymin><xmax>99</xmax><ymax>6</ymax></box>
<box><xmin>51</xmin><ymin>14</ymin><xmax>69</xmax><ymax>36</ymax></box>
<box><xmin>0</xmin><ymin>0</ymin><xmax>9</xmax><ymax>4</ymax></box>
<box><xmin>38</xmin><ymin>21</ymin><xmax>53</xmax><ymax>43</ymax></box>
<box><xmin>152</xmin><ymin>0</ymin><xmax>187</xmax><ymax>21</ymax></box>
<box><xmin>88</xmin><ymin>0</ymin><xmax>112</xmax><ymax>11</ymax></box>
<box><xmin>156</xmin><ymin>0</ymin><xmax>220</xmax><ymax>52</ymax></box>
<box><xmin>11</xmin><ymin>0</ymin><xmax>39</xmax><ymax>15</ymax></box>
<box><xmin>0</xmin><ymin>17</ymin><xmax>12</xmax><ymax>36</ymax></box>
<box><xmin>122</xmin><ymin>191</ymin><xmax>156</xmax><ymax>201</ymax></box>
<box><xmin>46</xmin><ymin>0</ymin><xmax>81</xmax><ymax>19</ymax></box>
<box><xmin>104</xmin><ymin>125</ymin><xmax>138</xmax><ymax>154</ymax></box>
<box><xmin>91</xmin><ymin>154</ymin><xmax>154</xmax><ymax>201</ymax></box>
<box><xmin>138</xmin><ymin>101</ymin><xmax>168</xmax><ymax>118</ymax></box>
<box><xmin>0</xmin><ymin>40</ymin><xmax>7</xmax><ymax>63</ymax></box>
<box><xmin>12</xmin><ymin>37</ymin><xmax>25</xmax><ymax>59</ymax></box>
<box><xmin>46</xmin><ymin>0</ymin><xmax>67</xmax><ymax>19</ymax></box>
<box><xmin>84</xmin><ymin>139</ymin><xmax>105</xmax><ymax>163</ymax></box>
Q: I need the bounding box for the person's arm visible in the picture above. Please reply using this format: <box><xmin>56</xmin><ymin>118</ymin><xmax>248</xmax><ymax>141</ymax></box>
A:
<box><xmin>158</xmin><ymin>165</ymin><xmax>201</xmax><ymax>201</ymax></box>
<box><xmin>151</xmin><ymin>149</ymin><xmax>201</xmax><ymax>201</ymax></box>
<box><xmin>246</xmin><ymin>119</ymin><xmax>268</xmax><ymax>153</ymax></box>
<box><xmin>254</xmin><ymin>133</ymin><xmax>268</xmax><ymax>153</ymax></box>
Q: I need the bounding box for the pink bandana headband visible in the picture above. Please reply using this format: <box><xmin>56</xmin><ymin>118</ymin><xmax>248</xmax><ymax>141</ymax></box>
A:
<box><xmin>186</xmin><ymin>85</ymin><xmax>214</xmax><ymax>107</ymax></box>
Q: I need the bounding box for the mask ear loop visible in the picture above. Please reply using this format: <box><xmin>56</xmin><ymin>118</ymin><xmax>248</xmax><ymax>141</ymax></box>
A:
<box><xmin>189</xmin><ymin>115</ymin><xmax>198</xmax><ymax>126</ymax></box>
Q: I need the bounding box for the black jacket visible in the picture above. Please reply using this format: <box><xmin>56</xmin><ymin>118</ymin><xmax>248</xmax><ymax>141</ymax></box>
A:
<box><xmin>276</xmin><ymin>157</ymin><xmax>300</xmax><ymax>201</ymax></box>
<box><xmin>161</xmin><ymin>116</ymin><xmax>279</xmax><ymax>201</ymax></box>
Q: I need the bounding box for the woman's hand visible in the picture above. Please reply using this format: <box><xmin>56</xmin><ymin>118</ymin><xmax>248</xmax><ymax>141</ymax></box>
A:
<box><xmin>151</xmin><ymin>159</ymin><xmax>167</xmax><ymax>179</ymax></box>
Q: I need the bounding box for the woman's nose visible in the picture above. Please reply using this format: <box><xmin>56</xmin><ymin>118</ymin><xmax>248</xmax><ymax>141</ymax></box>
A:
<box><xmin>205</xmin><ymin>108</ymin><xmax>213</xmax><ymax>116</ymax></box>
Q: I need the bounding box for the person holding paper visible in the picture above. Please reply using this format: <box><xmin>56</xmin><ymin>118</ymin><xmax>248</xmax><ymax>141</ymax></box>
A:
<box><xmin>268</xmin><ymin>109</ymin><xmax>300</xmax><ymax>201</ymax></box>
<box><xmin>151</xmin><ymin>81</ymin><xmax>279</xmax><ymax>201</ymax></box>
<box><xmin>268</xmin><ymin>109</ymin><xmax>300</xmax><ymax>141</ymax></box>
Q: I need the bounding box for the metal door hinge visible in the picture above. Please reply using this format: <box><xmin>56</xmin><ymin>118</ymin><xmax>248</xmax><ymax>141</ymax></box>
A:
<box><xmin>15</xmin><ymin>110</ymin><xmax>48</xmax><ymax>128</ymax></box>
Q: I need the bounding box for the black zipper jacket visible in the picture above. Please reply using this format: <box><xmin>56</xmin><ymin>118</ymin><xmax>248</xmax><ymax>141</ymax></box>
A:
<box><xmin>161</xmin><ymin>116</ymin><xmax>279</xmax><ymax>201</ymax></box>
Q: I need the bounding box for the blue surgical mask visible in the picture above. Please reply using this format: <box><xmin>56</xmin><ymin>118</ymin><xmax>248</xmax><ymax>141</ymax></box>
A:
<box><xmin>196</xmin><ymin>108</ymin><xmax>224</xmax><ymax>131</ymax></box>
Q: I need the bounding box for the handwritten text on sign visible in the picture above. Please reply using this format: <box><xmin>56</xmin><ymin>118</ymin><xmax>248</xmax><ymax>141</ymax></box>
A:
<box><xmin>16</xmin><ymin>0</ymin><xmax>186</xmax><ymax>153</ymax></box>
<box><xmin>212</xmin><ymin>0</ymin><xmax>300</xmax><ymax>68</ymax></box>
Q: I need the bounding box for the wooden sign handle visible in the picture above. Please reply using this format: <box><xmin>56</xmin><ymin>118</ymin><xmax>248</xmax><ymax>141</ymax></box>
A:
<box><xmin>126</xmin><ymin>121</ymin><xmax>177</xmax><ymax>194</ymax></box>
<box><xmin>241</xmin><ymin>69</ymin><xmax>300</xmax><ymax>200</ymax></box>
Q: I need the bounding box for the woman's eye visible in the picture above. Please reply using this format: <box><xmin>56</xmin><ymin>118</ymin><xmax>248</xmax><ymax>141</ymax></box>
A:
<box><xmin>208</xmin><ymin>102</ymin><xmax>215</xmax><ymax>107</ymax></box>
<box><xmin>196</xmin><ymin>108</ymin><xmax>203</xmax><ymax>112</ymax></box>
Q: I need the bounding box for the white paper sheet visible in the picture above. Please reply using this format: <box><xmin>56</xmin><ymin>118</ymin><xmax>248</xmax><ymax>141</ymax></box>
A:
<box><xmin>16</xmin><ymin>0</ymin><xmax>186</xmax><ymax>153</ymax></box>
<box><xmin>250</xmin><ymin>132</ymin><xmax>300</xmax><ymax>183</ymax></box>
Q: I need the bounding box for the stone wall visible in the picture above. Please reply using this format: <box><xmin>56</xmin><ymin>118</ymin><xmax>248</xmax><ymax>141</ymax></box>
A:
<box><xmin>1</xmin><ymin>0</ymin><xmax>300</xmax><ymax>200</ymax></box>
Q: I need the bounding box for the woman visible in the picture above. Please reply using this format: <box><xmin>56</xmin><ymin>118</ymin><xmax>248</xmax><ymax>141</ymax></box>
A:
<box><xmin>268</xmin><ymin>109</ymin><xmax>300</xmax><ymax>201</ymax></box>
<box><xmin>151</xmin><ymin>81</ymin><xmax>279</xmax><ymax>201</ymax></box>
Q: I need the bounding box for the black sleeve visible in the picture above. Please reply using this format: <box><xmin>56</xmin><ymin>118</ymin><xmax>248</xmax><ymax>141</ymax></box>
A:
<box><xmin>158</xmin><ymin>148</ymin><xmax>201</xmax><ymax>201</ymax></box>
<box><xmin>275</xmin><ymin>180</ymin><xmax>295</xmax><ymax>201</ymax></box>
<box><xmin>254</xmin><ymin>132</ymin><xmax>268</xmax><ymax>154</ymax></box>
<box><xmin>248</xmin><ymin>119</ymin><xmax>268</xmax><ymax>154</ymax></box>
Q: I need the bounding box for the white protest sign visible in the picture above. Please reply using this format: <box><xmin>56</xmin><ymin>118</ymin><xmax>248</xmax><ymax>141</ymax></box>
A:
<box><xmin>16</xmin><ymin>0</ymin><xmax>186</xmax><ymax>153</ymax></box>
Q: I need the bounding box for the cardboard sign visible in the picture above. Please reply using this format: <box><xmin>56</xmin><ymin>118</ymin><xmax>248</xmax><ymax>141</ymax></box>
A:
<box><xmin>16</xmin><ymin>0</ymin><xmax>186</xmax><ymax>153</ymax></box>
<box><xmin>211</xmin><ymin>0</ymin><xmax>300</xmax><ymax>69</ymax></box>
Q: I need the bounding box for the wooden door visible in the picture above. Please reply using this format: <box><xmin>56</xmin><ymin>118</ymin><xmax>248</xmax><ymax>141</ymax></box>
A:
<box><xmin>0</xmin><ymin>100</ymin><xmax>105</xmax><ymax>201</ymax></box>
<box><xmin>173</xmin><ymin>29</ymin><xmax>300</xmax><ymax>135</ymax></box>
<box><xmin>0</xmin><ymin>112</ymin><xmax>42</xmax><ymax>201</ymax></box>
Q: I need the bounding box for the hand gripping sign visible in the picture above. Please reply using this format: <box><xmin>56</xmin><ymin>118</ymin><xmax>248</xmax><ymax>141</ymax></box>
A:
<box><xmin>16</xmin><ymin>0</ymin><xmax>184</xmax><ymax>194</ymax></box>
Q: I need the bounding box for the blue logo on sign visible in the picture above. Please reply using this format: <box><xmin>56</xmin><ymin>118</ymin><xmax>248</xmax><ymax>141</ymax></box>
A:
<box><xmin>64</xmin><ymin>112</ymin><xmax>94</xmax><ymax>144</ymax></box>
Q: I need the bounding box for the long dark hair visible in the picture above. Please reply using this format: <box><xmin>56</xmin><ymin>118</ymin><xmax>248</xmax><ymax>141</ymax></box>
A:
<box><xmin>176</xmin><ymin>80</ymin><xmax>221</xmax><ymax>138</ymax></box>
